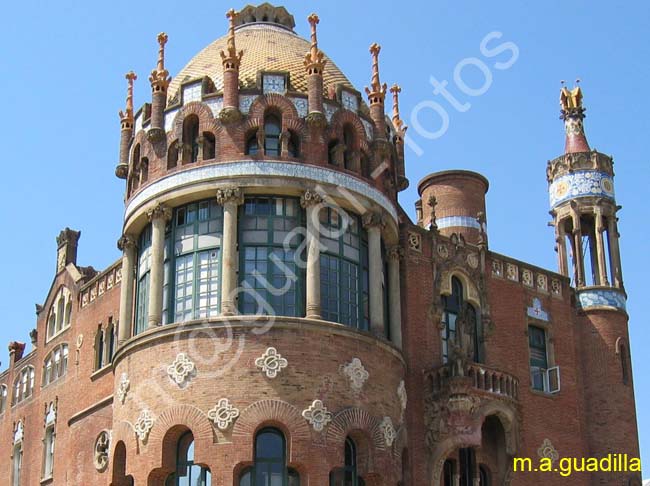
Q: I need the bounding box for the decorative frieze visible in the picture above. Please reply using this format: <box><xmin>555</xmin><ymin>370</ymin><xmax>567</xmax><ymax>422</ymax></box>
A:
<box><xmin>491</xmin><ymin>260</ymin><xmax>503</xmax><ymax>278</ymax></box>
<box><xmin>342</xmin><ymin>358</ymin><xmax>369</xmax><ymax>392</ymax></box>
<box><xmin>255</xmin><ymin>347</ymin><xmax>288</xmax><ymax>379</ymax></box>
<box><xmin>81</xmin><ymin>264</ymin><xmax>122</xmax><ymax>309</ymax></box>
<box><xmin>167</xmin><ymin>353</ymin><xmax>196</xmax><ymax>386</ymax></box>
<box><xmin>134</xmin><ymin>410</ymin><xmax>155</xmax><ymax>442</ymax></box>
<box><xmin>506</xmin><ymin>263</ymin><xmax>519</xmax><ymax>282</ymax></box>
<box><xmin>302</xmin><ymin>400</ymin><xmax>332</xmax><ymax>432</ymax></box>
<box><xmin>537</xmin><ymin>274</ymin><xmax>548</xmax><ymax>293</ymax></box>
<box><xmin>551</xmin><ymin>278</ymin><xmax>562</xmax><ymax>296</ymax></box>
<box><xmin>207</xmin><ymin>398</ymin><xmax>240</xmax><ymax>431</ymax></box>
<box><xmin>522</xmin><ymin>269</ymin><xmax>534</xmax><ymax>287</ymax></box>
<box><xmin>577</xmin><ymin>288</ymin><xmax>627</xmax><ymax>311</ymax></box>
<box><xmin>549</xmin><ymin>170</ymin><xmax>615</xmax><ymax>208</ymax></box>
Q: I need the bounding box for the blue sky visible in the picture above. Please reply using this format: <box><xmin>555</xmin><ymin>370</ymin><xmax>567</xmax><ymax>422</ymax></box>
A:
<box><xmin>1</xmin><ymin>0</ymin><xmax>648</xmax><ymax>473</ymax></box>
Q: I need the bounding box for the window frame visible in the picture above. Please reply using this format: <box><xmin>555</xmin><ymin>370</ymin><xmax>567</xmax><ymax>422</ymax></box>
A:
<box><xmin>165</xmin><ymin>431</ymin><xmax>211</xmax><ymax>486</ymax></box>
<box><xmin>528</xmin><ymin>324</ymin><xmax>560</xmax><ymax>394</ymax></box>
<box><xmin>46</xmin><ymin>287</ymin><xmax>72</xmax><ymax>343</ymax></box>
<box><xmin>12</xmin><ymin>366</ymin><xmax>35</xmax><ymax>406</ymax></box>
<box><xmin>43</xmin><ymin>343</ymin><xmax>69</xmax><ymax>387</ymax></box>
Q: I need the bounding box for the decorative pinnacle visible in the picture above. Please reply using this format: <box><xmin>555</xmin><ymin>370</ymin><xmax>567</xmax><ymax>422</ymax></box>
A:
<box><xmin>149</xmin><ymin>32</ymin><xmax>171</xmax><ymax>91</ymax></box>
<box><xmin>304</xmin><ymin>13</ymin><xmax>326</xmax><ymax>70</ymax></box>
<box><xmin>221</xmin><ymin>9</ymin><xmax>244</xmax><ymax>68</ymax></box>
<box><xmin>365</xmin><ymin>43</ymin><xmax>387</xmax><ymax>101</ymax></box>
<box><xmin>390</xmin><ymin>84</ymin><xmax>407</xmax><ymax>133</ymax></box>
<box><xmin>119</xmin><ymin>71</ymin><xmax>137</xmax><ymax>123</ymax></box>
<box><xmin>559</xmin><ymin>81</ymin><xmax>589</xmax><ymax>153</ymax></box>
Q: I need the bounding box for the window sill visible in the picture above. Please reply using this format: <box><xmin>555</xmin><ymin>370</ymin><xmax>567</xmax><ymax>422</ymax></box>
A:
<box><xmin>90</xmin><ymin>365</ymin><xmax>112</xmax><ymax>381</ymax></box>
<box><xmin>529</xmin><ymin>388</ymin><xmax>559</xmax><ymax>399</ymax></box>
<box><xmin>40</xmin><ymin>475</ymin><xmax>53</xmax><ymax>485</ymax></box>
<box><xmin>45</xmin><ymin>326</ymin><xmax>70</xmax><ymax>345</ymax></box>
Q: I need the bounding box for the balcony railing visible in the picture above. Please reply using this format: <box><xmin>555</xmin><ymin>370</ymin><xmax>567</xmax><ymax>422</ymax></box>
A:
<box><xmin>427</xmin><ymin>362</ymin><xmax>519</xmax><ymax>401</ymax></box>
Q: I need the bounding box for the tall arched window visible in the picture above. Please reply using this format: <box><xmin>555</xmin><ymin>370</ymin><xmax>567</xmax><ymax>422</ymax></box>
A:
<box><xmin>183</xmin><ymin>115</ymin><xmax>200</xmax><ymax>163</ymax></box>
<box><xmin>135</xmin><ymin>225</ymin><xmax>152</xmax><ymax>334</ymax></box>
<box><xmin>329</xmin><ymin>437</ymin><xmax>365</xmax><ymax>486</ymax></box>
<box><xmin>239</xmin><ymin>428</ymin><xmax>300</xmax><ymax>486</ymax></box>
<box><xmin>0</xmin><ymin>385</ymin><xmax>7</xmax><ymax>414</ymax></box>
<box><xmin>320</xmin><ymin>208</ymin><xmax>369</xmax><ymax>330</ymax></box>
<box><xmin>342</xmin><ymin>124</ymin><xmax>356</xmax><ymax>170</ymax></box>
<box><xmin>441</xmin><ymin>277</ymin><xmax>480</xmax><ymax>364</ymax></box>
<box><xmin>239</xmin><ymin>197</ymin><xmax>303</xmax><ymax>317</ymax></box>
<box><xmin>263</xmin><ymin>114</ymin><xmax>281</xmax><ymax>156</ymax></box>
<box><xmin>165</xmin><ymin>432</ymin><xmax>211</xmax><ymax>486</ymax></box>
<box><xmin>95</xmin><ymin>327</ymin><xmax>105</xmax><ymax>370</ymax></box>
<box><xmin>43</xmin><ymin>344</ymin><xmax>69</xmax><ymax>386</ymax></box>
<box><xmin>12</xmin><ymin>367</ymin><xmax>35</xmax><ymax>406</ymax></box>
<box><xmin>12</xmin><ymin>442</ymin><xmax>22</xmax><ymax>486</ymax></box>
<box><xmin>106</xmin><ymin>318</ymin><xmax>116</xmax><ymax>363</ymax></box>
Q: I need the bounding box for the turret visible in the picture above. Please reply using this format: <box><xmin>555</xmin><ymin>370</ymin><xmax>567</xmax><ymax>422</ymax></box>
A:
<box><xmin>304</xmin><ymin>13</ymin><xmax>326</xmax><ymax>116</ymax></box>
<box><xmin>219</xmin><ymin>9</ymin><xmax>243</xmax><ymax>123</ymax></box>
<box><xmin>365</xmin><ymin>43</ymin><xmax>387</xmax><ymax>141</ymax></box>
<box><xmin>148</xmin><ymin>32</ymin><xmax>171</xmax><ymax>141</ymax></box>
<box><xmin>548</xmin><ymin>85</ymin><xmax>639</xmax><ymax>483</ymax></box>
<box><xmin>115</xmin><ymin>71</ymin><xmax>137</xmax><ymax>179</ymax></box>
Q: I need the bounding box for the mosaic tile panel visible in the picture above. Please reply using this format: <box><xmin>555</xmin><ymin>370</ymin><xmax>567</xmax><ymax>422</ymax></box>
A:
<box><xmin>182</xmin><ymin>82</ymin><xmax>202</xmax><ymax>104</ymax></box>
<box><xmin>164</xmin><ymin>108</ymin><xmax>179</xmax><ymax>132</ymax></box>
<box><xmin>549</xmin><ymin>171</ymin><xmax>615</xmax><ymax>208</ymax></box>
<box><xmin>437</xmin><ymin>215</ymin><xmax>480</xmax><ymax>230</ymax></box>
<box><xmin>239</xmin><ymin>95</ymin><xmax>257</xmax><ymax>114</ymax></box>
<box><xmin>291</xmin><ymin>97</ymin><xmax>308</xmax><ymax>118</ymax></box>
<box><xmin>577</xmin><ymin>288</ymin><xmax>626</xmax><ymax>311</ymax></box>
<box><xmin>205</xmin><ymin>97</ymin><xmax>224</xmax><ymax>118</ymax></box>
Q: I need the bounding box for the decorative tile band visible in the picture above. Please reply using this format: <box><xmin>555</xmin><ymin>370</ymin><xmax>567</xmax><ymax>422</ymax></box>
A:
<box><xmin>437</xmin><ymin>215</ymin><xmax>481</xmax><ymax>230</ymax></box>
<box><xmin>549</xmin><ymin>171</ymin><xmax>615</xmax><ymax>208</ymax></box>
<box><xmin>577</xmin><ymin>288</ymin><xmax>626</xmax><ymax>311</ymax></box>
<box><xmin>125</xmin><ymin>161</ymin><xmax>398</xmax><ymax>224</ymax></box>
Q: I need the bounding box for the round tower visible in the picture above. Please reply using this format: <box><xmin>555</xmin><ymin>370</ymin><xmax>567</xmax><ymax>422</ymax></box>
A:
<box><xmin>109</xmin><ymin>5</ymin><xmax>408</xmax><ymax>485</ymax></box>
<box><xmin>547</xmin><ymin>84</ymin><xmax>640</xmax><ymax>484</ymax></box>
<box><xmin>417</xmin><ymin>170</ymin><xmax>489</xmax><ymax>245</ymax></box>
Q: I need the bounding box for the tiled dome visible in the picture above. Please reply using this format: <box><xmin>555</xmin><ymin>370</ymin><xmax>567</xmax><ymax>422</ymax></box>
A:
<box><xmin>167</xmin><ymin>19</ymin><xmax>355</xmax><ymax>103</ymax></box>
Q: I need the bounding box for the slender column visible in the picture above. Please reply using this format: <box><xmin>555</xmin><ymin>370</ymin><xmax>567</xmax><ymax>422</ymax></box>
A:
<box><xmin>594</xmin><ymin>209</ymin><xmax>609</xmax><ymax>286</ymax></box>
<box><xmin>147</xmin><ymin>204</ymin><xmax>172</xmax><ymax>328</ymax></box>
<box><xmin>387</xmin><ymin>246</ymin><xmax>403</xmax><ymax>349</ymax></box>
<box><xmin>556</xmin><ymin>220</ymin><xmax>569</xmax><ymax>277</ymax></box>
<box><xmin>607</xmin><ymin>215</ymin><xmax>623</xmax><ymax>288</ymax></box>
<box><xmin>570</xmin><ymin>206</ymin><xmax>585</xmax><ymax>287</ymax></box>
<box><xmin>117</xmin><ymin>235</ymin><xmax>137</xmax><ymax>345</ymax></box>
<box><xmin>588</xmin><ymin>225</ymin><xmax>600</xmax><ymax>285</ymax></box>
<box><xmin>301</xmin><ymin>191</ymin><xmax>324</xmax><ymax>319</ymax></box>
<box><xmin>217</xmin><ymin>187</ymin><xmax>244</xmax><ymax>315</ymax></box>
<box><xmin>363</xmin><ymin>212</ymin><xmax>386</xmax><ymax>338</ymax></box>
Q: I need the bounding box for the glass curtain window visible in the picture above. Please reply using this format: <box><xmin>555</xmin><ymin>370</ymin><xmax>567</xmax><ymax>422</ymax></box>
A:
<box><xmin>135</xmin><ymin>225</ymin><xmax>152</xmax><ymax>334</ymax></box>
<box><xmin>165</xmin><ymin>432</ymin><xmax>211</xmax><ymax>486</ymax></box>
<box><xmin>239</xmin><ymin>197</ymin><xmax>303</xmax><ymax>317</ymax></box>
<box><xmin>320</xmin><ymin>208</ymin><xmax>369</xmax><ymax>329</ymax></box>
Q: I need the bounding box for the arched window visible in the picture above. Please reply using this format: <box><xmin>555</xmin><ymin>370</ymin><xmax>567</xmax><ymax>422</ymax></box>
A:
<box><xmin>479</xmin><ymin>465</ymin><xmax>490</xmax><ymax>486</ymax></box>
<box><xmin>202</xmin><ymin>132</ymin><xmax>216</xmax><ymax>160</ymax></box>
<box><xmin>47</xmin><ymin>288</ymin><xmax>72</xmax><ymax>341</ymax></box>
<box><xmin>443</xmin><ymin>459</ymin><xmax>455</xmax><ymax>486</ymax></box>
<box><xmin>441</xmin><ymin>277</ymin><xmax>480</xmax><ymax>364</ymax></box>
<box><xmin>43</xmin><ymin>344</ymin><xmax>69</xmax><ymax>386</ymax></box>
<box><xmin>239</xmin><ymin>428</ymin><xmax>300</xmax><ymax>486</ymax></box>
<box><xmin>168</xmin><ymin>141</ymin><xmax>179</xmax><ymax>169</ymax></box>
<box><xmin>239</xmin><ymin>197</ymin><xmax>302</xmax><ymax>317</ymax></box>
<box><xmin>12</xmin><ymin>366</ymin><xmax>35</xmax><ymax>406</ymax></box>
<box><xmin>183</xmin><ymin>115</ymin><xmax>200</xmax><ymax>163</ymax></box>
<box><xmin>64</xmin><ymin>301</ymin><xmax>72</xmax><ymax>327</ymax></box>
<box><xmin>135</xmin><ymin>225</ymin><xmax>152</xmax><ymax>334</ymax></box>
<box><xmin>264</xmin><ymin>115</ymin><xmax>282</xmax><ymax>156</ymax></box>
<box><xmin>12</xmin><ymin>442</ymin><xmax>22</xmax><ymax>486</ymax></box>
<box><xmin>620</xmin><ymin>343</ymin><xmax>630</xmax><ymax>385</ymax></box>
<box><xmin>106</xmin><ymin>318</ymin><xmax>116</xmax><ymax>363</ymax></box>
<box><xmin>165</xmin><ymin>432</ymin><xmax>211</xmax><ymax>486</ymax></box>
<box><xmin>95</xmin><ymin>327</ymin><xmax>105</xmax><ymax>370</ymax></box>
<box><xmin>56</xmin><ymin>297</ymin><xmax>65</xmax><ymax>333</ymax></box>
<box><xmin>0</xmin><ymin>385</ymin><xmax>7</xmax><ymax>414</ymax></box>
<box><xmin>320</xmin><ymin>208</ymin><xmax>369</xmax><ymax>330</ymax></box>
<box><xmin>42</xmin><ymin>403</ymin><xmax>56</xmax><ymax>479</ymax></box>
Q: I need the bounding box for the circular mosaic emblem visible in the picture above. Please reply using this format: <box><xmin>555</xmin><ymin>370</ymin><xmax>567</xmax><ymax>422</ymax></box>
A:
<box><xmin>554</xmin><ymin>180</ymin><xmax>569</xmax><ymax>199</ymax></box>
<box><xmin>600</xmin><ymin>177</ymin><xmax>614</xmax><ymax>195</ymax></box>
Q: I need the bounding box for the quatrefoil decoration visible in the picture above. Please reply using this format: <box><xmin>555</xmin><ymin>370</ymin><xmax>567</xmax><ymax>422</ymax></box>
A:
<box><xmin>255</xmin><ymin>347</ymin><xmax>288</xmax><ymax>379</ymax></box>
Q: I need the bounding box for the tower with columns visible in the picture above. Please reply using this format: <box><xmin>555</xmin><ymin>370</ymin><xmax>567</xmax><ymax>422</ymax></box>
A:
<box><xmin>0</xmin><ymin>5</ymin><xmax>640</xmax><ymax>486</ymax></box>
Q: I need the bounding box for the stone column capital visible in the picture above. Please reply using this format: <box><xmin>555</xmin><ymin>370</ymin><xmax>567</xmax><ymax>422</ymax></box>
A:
<box><xmin>300</xmin><ymin>190</ymin><xmax>325</xmax><ymax>208</ymax></box>
<box><xmin>216</xmin><ymin>186</ymin><xmax>245</xmax><ymax>206</ymax></box>
<box><xmin>362</xmin><ymin>211</ymin><xmax>386</xmax><ymax>230</ymax></box>
<box><xmin>386</xmin><ymin>245</ymin><xmax>404</xmax><ymax>261</ymax></box>
<box><xmin>117</xmin><ymin>234</ymin><xmax>137</xmax><ymax>252</ymax></box>
<box><xmin>146</xmin><ymin>203</ymin><xmax>172</xmax><ymax>222</ymax></box>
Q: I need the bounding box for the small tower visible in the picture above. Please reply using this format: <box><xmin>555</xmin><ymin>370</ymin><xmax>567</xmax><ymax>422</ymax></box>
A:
<box><xmin>115</xmin><ymin>71</ymin><xmax>137</xmax><ymax>179</ymax></box>
<box><xmin>548</xmin><ymin>85</ymin><xmax>639</xmax><ymax>483</ymax></box>
<box><xmin>148</xmin><ymin>32</ymin><xmax>171</xmax><ymax>140</ymax></box>
<box><xmin>220</xmin><ymin>9</ymin><xmax>243</xmax><ymax>123</ymax></box>
<box><xmin>304</xmin><ymin>13</ymin><xmax>326</xmax><ymax>117</ymax></box>
<box><xmin>365</xmin><ymin>43</ymin><xmax>387</xmax><ymax>140</ymax></box>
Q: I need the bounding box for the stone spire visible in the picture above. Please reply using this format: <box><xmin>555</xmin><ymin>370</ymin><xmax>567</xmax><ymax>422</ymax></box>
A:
<box><xmin>390</xmin><ymin>84</ymin><xmax>406</xmax><ymax>134</ymax></box>
<box><xmin>560</xmin><ymin>81</ymin><xmax>590</xmax><ymax>153</ymax></box>
<box><xmin>365</xmin><ymin>43</ymin><xmax>388</xmax><ymax>140</ymax></box>
<box><xmin>304</xmin><ymin>13</ymin><xmax>326</xmax><ymax>117</ymax></box>
<box><xmin>148</xmin><ymin>32</ymin><xmax>171</xmax><ymax>139</ymax></box>
<box><xmin>116</xmin><ymin>71</ymin><xmax>137</xmax><ymax>179</ymax></box>
<box><xmin>390</xmin><ymin>83</ymin><xmax>408</xmax><ymax>190</ymax></box>
<box><xmin>220</xmin><ymin>9</ymin><xmax>244</xmax><ymax>122</ymax></box>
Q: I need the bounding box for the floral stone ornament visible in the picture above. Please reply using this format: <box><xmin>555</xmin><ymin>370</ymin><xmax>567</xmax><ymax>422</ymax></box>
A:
<box><xmin>134</xmin><ymin>410</ymin><xmax>155</xmax><ymax>442</ymax></box>
<box><xmin>397</xmin><ymin>380</ymin><xmax>407</xmax><ymax>412</ymax></box>
<box><xmin>117</xmin><ymin>373</ymin><xmax>130</xmax><ymax>404</ymax></box>
<box><xmin>167</xmin><ymin>353</ymin><xmax>196</xmax><ymax>386</ymax></box>
<box><xmin>380</xmin><ymin>416</ymin><xmax>397</xmax><ymax>447</ymax></box>
<box><xmin>342</xmin><ymin>358</ymin><xmax>369</xmax><ymax>392</ymax></box>
<box><xmin>255</xmin><ymin>347</ymin><xmax>288</xmax><ymax>378</ymax></box>
<box><xmin>302</xmin><ymin>400</ymin><xmax>332</xmax><ymax>432</ymax></box>
<box><xmin>207</xmin><ymin>398</ymin><xmax>240</xmax><ymax>431</ymax></box>
<box><xmin>537</xmin><ymin>438</ymin><xmax>559</xmax><ymax>464</ymax></box>
<box><xmin>94</xmin><ymin>430</ymin><xmax>111</xmax><ymax>472</ymax></box>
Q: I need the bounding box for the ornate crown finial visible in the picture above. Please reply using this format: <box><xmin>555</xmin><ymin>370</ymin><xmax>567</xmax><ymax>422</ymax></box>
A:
<box><xmin>221</xmin><ymin>9</ymin><xmax>243</xmax><ymax>68</ymax></box>
<box><xmin>390</xmin><ymin>84</ymin><xmax>406</xmax><ymax>133</ymax></box>
<box><xmin>119</xmin><ymin>71</ymin><xmax>137</xmax><ymax>124</ymax></box>
<box><xmin>365</xmin><ymin>43</ymin><xmax>387</xmax><ymax>101</ymax></box>
<box><xmin>156</xmin><ymin>32</ymin><xmax>168</xmax><ymax>72</ymax></box>
<box><xmin>559</xmin><ymin>82</ymin><xmax>590</xmax><ymax>153</ymax></box>
<box><xmin>304</xmin><ymin>13</ymin><xmax>326</xmax><ymax>70</ymax></box>
<box><xmin>560</xmin><ymin>85</ymin><xmax>584</xmax><ymax>113</ymax></box>
<box><xmin>149</xmin><ymin>32</ymin><xmax>170</xmax><ymax>91</ymax></box>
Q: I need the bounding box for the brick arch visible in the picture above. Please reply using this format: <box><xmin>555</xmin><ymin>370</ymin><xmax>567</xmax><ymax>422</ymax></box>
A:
<box><xmin>326</xmin><ymin>407</ymin><xmax>385</xmax><ymax>453</ymax></box>
<box><xmin>428</xmin><ymin>435</ymin><xmax>482</xmax><ymax>486</ymax></box>
<box><xmin>232</xmin><ymin>399</ymin><xmax>310</xmax><ymax>441</ymax></box>
<box><xmin>439</xmin><ymin>267</ymin><xmax>481</xmax><ymax>309</ymax></box>
<box><xmin>328</xmin><ymin>109</ymin><xmax>370</xmax><ymax>153</ymax></box>
<box><xmin>476</xmin><ymin>401</ymin><xmax>519</xmax><ymax>456</ymax></box>
<box><xmin>147</xmin><ymin>404</ymin><xmax>214</xmax><ymax>450</ymax></box>
<box><xmin>248</xmin><ymin>93</ymin><xmax>300</xmax><ymax>122</ymax></box>
<box><xmin>170</xmin><ymin>101</ymin><xmax>221</xmax><ymax>140</ymax></box>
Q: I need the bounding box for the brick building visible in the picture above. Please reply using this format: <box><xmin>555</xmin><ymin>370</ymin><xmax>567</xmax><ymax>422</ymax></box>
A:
<box><xmin>0</xmin><ymin>3</ymin><xmax>640</xmax><ymax>485</ymax></box>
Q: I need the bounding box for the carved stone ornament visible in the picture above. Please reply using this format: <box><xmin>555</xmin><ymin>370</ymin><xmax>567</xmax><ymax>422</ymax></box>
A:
<box><xmin>216</xmin><ymin>186</ymin><xmax>244</xmax><ymax>206</ymax></box>
<box><xmin>380</xmin><ymin>416</ymin><xmax>397</xmax><ymax>447</ymax></box>
<box><xmin>506</xmin><ymin>263</ymin><xmax>518</xmax><ymax>281</ymax></box>
<box><xmin>94</xmin><ymin>430</ymin><xmax>111</xmax><ymax>472</ymax></box>
<box><xmin>207</xmin><ymin>398</ymin><xmax>240</xmax><ymax>431</ymax></box>
<box><xmin>467</xmin><ymin>253</ymin><xmax>479</xmax><ymax>269</ymax></box>
<box><xmin>522</xmin><ymin>269</ymin><xmax>534</xmax><ymax>287</ymax></box>
<box><xmin>134</xmin><ymin>410</ymin><xmax>154</xmax><ymax>442</ymax></box>
<box><xmin>537</xmin><ymin>438</ymin><xmax>559</xmax><ymax>464</ymax></box>
<box><xmin>255</xmin><ymin>347</ymin><xmax>288</xmax><ymax>379</ymax></box>
<box><xmin>302</xmin><ymin>399</ymin><xmax>332</xmax><ymax>432</ymax></box>
<box><xmin>13</xmin><ymin>420</ymin><xmax>24</xmax><ymax>444</ymax></box>
<box><xmin>342</xmin><ymin>358</ymin><xmax>369</xmax><ymax>392</ymax></box>
<box><xmin>407</xmin><ymin>232</ymin><xmax>422</xmax><ymax>252</ymax></box>
<box><xmin>492</xmin><ymin>260</ymin><xmax>503</xmax><ymax>277</ymax></box>
<box><xmin>551</xmin><ymin>279</ymin><xmax>562</xmax><ymax>296</ymax></box>
<box><xmin>437</xmin><ymin>244</ymin><xmax>449</xmax><ymax>259</ymax></box>
<box><xmin>397</xmin><ymin>380</ymin><xmax>407</xmax><ymax>412</ymax></box>
<box><xmin>146</xmin><ymin>202</ymin><xmax>172</xmax><ymax>222</ymax></box>
<box><xmin>300</xmin><ymin>190</ymin><xmax>324</xmax><ymax>208</ymax></box>
<box><xmin>117</xmin><ymin>373</ymin><xmax>130</xmax><ymax>404</ymax></box>
<box><xmin>167</xmin><ymin>353</ymin><xmax>196</xmax><ymax>386</ymax></box>
<box><xmin>362</xmin><ymin>211</ymin><xmax>386</xmax><ymax>230</ymax></box>
<box><xmin>387</xmin><ymin>246</ymin><xmax>404</xmax><ymax>261</ymax></box>
<box><xmin>537</xmin><ymin>274</ymin><xmax>548</xmax><ymax>292</ymax></box>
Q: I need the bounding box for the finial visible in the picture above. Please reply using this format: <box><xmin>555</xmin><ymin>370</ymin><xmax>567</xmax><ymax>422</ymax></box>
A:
<box><xmin>308</xmin><ymin>14</ymin><xmax>319</xmax><ymax>56</ymax></box>
<box><xmin>221</xmin><ymin>9</ymin><xmax>244</xmax><ymax>68</ymax></box>
<box><xmin>390</xmin><ymin>84</ymin><xmax>406</xmax><ymax>133</ymax></box>
<box><xmin>149</xmin><ymin>33</ymin><xmax>170</xmax><ymax>91</ymax></box>
<box><xmin>304</xmin><ymin>13</ymin><xmax>326</xmax><ymax>70</ymax></box>
<box><xmin>156</xmin><ymin>32</ymin><xmax>168</xmax><ymax>72</ymax></box>
<box><xmin>365</xmin><ymin>43</ymin><xmax>387</xmax><ymax>101</ymax></box>
<box><xmin>559</xmin><ymin>81</ymin><xmax>589</xmax><ymax>153</ymax></box>
<box><xmin>119</xmin><ymin>71</ymin><xmax>137</xmax><ymax>124</ymax></box>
